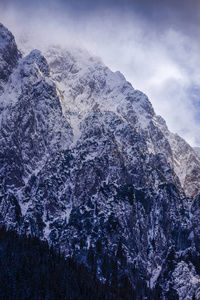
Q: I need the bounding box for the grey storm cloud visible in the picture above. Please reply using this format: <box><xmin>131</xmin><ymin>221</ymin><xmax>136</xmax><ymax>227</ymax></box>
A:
<box><xmin>0</xmin><ymin>0</ymin><xmax>200</xmax><ymax>146</ymax></box>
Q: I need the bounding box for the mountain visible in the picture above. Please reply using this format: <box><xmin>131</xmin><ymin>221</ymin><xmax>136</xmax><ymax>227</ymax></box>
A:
<box><xmin>1</xmin><ymin>23</ymin><xmax>200</xmax><ymax>299</ymax></box>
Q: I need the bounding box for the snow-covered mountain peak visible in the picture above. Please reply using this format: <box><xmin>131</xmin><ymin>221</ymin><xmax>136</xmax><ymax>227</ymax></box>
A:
<box><xmin>16</xmin><ymin>33</ymin><xmax>156</xmax><ymax>128</ymax></box>
<box><xmin>0</xmin><ymin>23</ymin><xmax>21</xmax><ymax>96</ymax></box>
<box><xmin>36</xmin><ymin>43</ymin><xmax>200</xmax><ymax>198</ymax></box>
<box><xmin>44</xmin><ymin>46</ymin><xmax>155</xmax><ymax>128</ymax></box>
<box><xmin>0</xmin><ymin>49</ymin><xmax>52</xmax><ymax>108</ymax></box>
<box><xmin>0</xmin><ymin>23</ymin><xmax>15</xmax><ymax>49</ymax></box>
<box><xmin>23</xmin><ymin>50</ymin><xmax>50</xmax><ymax>77</ymax></box>
<box><xmin>1</xmin><ymin>22</ymin><xmax>200</xmax><ymax>198</ymax></box>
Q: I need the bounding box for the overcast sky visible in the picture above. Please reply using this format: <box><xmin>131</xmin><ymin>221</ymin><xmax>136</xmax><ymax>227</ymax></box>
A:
<box><xmin>0</xmin><ymin>0</ymin><xmax>200</xmax><ymax>146</ymax></box>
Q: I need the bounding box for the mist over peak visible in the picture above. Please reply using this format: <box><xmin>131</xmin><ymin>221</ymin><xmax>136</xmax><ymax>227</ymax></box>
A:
<box><xmin>0</xmin><ymin>0</ymin><xmax>200</xmax><ymax>146</ymax></box>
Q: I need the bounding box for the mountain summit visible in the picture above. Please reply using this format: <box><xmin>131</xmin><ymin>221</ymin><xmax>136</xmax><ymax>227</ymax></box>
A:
<box><xmin>1</xmin><ymin>23</ymin><xmax>200</xmax><ymax>299</ymax></box>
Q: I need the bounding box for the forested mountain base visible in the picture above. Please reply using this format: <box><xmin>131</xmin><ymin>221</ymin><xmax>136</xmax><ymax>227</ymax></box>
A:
<box><xmin>0</xmin><ymin>227</ymin><xmax>174</xmax><ymax>299</ymax></box>
<box><xmin>0</xmin><ymin>227</ymin><xmax>106</xmax><ymax>299</ymax></box>
<box><xmin>0</xmin><ymin>227</ymin><xmax>136</xmax><ymax>299</ymax></box>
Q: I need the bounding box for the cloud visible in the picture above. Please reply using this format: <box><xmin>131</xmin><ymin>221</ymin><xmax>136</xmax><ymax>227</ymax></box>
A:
<box><xmin>0</xmin><ymin>0</ymin><xmax>200</xmax><ymax>146</ymax></box>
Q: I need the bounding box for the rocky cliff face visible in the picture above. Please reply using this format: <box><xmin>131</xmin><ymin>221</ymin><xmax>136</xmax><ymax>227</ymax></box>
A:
<box><xmin>0</xmin><ymin>23</ymin><xmax>21</xmax><ymax>95</ymax></box>
<box><xmin>45</xmin><ymin>45</ymin><xmax>200</xmax><ymax>199</ymax></box>
<box><xmin>1</xmin><ymin>23</ymin><xmax>200</xmax><ymax>299</ymax></box>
